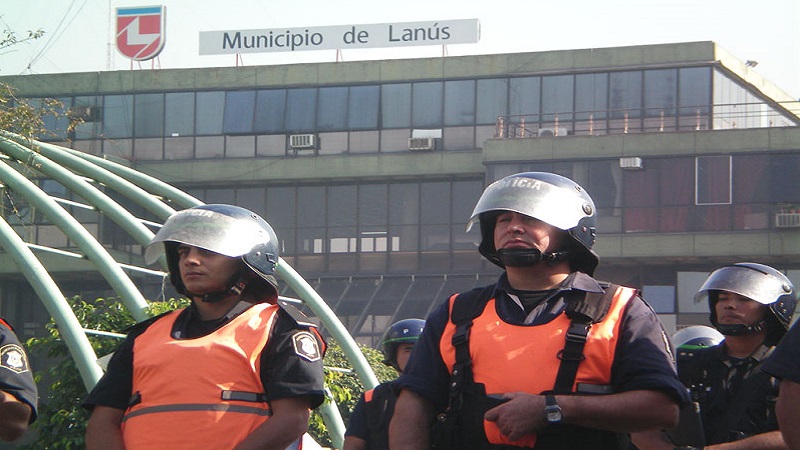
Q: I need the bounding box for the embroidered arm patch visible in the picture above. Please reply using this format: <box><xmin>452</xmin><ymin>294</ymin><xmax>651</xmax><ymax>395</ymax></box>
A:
<box><xmin>0</xmin><ymin>344</ymin><xmax>30</xmax><ymax>374</ymax></box>
<box><xmin>292</xmin><ymin>331</ymin><xmax>321</xmax><ymax>362</ymax></box>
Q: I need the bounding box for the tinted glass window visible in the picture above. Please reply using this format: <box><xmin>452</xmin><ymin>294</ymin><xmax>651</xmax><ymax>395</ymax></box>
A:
<box><xmin>444</xmin><ymin>79</ymin><xmax>475</xmax><ymax>126</ymax></box>
<box><xmin>412</xmin><ymin>82</ymin><xmax>443</xmax><ymax>128</ymax></box>
<box><xmin>610</xmin><ymin>71</ymin><xmax>642</xmax><ymax>118</ymax></box>
<box><xmin>134</xmin><ymin>93</ymin><xmax>164</xmax><ymax>137</ymax></box>
<box><xmin>575</xmin><ymin>73</ymin><xmax>608</xmax><ymax>119</ymax></box>
<box><xmin>476</xmin><ymin>78</ymin><xmax>508</xmax><ymax>124</ymax></box>
<box><xmin>542</xmin><ymin>75</ymin><xmax>574</xmax><ymax>121</ymax></box>
<box><xmin>196</xmin><ymin>91</ymin><xmax>225</xmax><ymax>135</ymax></box>
<box><xmin>382</xmin><ymin>83</ymin><xmax>411</xmax><ymax>128</ymax></box>
<box><xmin>255</xmin><ymin>89</ymin><xmax>286</xmax><ymax>134</ymax></box>
<box><xmin>103</xmin><ymin>94</ymin><xmax>133</xmax><ymax>139</ymax></box>
<box><xmin>317</xmin><ymin>86</ymin><xmax>348</xmax><ymax>131</ymax></box>
<box><xmin>644</xmin><ymin>69</ymin><xmax>677</xmax><ymax>117</ymax></box>
<box><xmin>165</xmin><ymin>92</ymin><xmax>194</xmax><ymax>136</ymax></box>
<box><xmin>679</xmin><ymin>67</ymin><xmax>711</xmax><ymax>115</ymax></box>
<box><xmin>223</xmin><ymin>90</ymin><xmax>255</xmax><ymax>134</ymax></box>
<box><xmin>509</xmin><ymin>76</ymin><xmax>540</xmax><ymax>119</ymax></box>
<box><xmin>349</xmin><ymin>85</ymin><xmax>379</xmax><ymax>129</ymax></box>
<box><xmin>286</xmin><ymin>88</ymin><xmax>316</xmax><ymax>132</ymax></box>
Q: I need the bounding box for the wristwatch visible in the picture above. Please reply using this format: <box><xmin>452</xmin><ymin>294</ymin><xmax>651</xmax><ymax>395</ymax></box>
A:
<box><xmin>544</xmin><ymin>394</ymin><xmax>563</xmax><ymax>424</ymax></box>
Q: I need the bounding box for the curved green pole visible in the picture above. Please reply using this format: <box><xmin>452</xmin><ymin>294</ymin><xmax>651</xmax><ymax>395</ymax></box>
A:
<box><xmin>0</xmin><ymin>160</ymin><xmax>150</xmax><ymax>322</ymax></box>
<box><xmin>0</xmin><ymin>218</ymin><xmax>104</xmax><ymax>391</ymax></box>
<box><xmin>0</xmin><ymin>137</ymin><xmax>157</xmax><ymax>249</ymax></box>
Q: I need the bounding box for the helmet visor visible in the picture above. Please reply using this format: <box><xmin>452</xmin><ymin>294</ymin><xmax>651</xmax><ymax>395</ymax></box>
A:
<box><xmin>467</xmin><ymin>175</ymin><xmax>594</xmax><ymax>232</ymax></box>
<box><xmin>694</xmin><ymin>265</ymin><xmax>794</xmax><ymax>306</ymax></box>
<box><xmin>144</xmin><ymin>208</ymin><xmax>274</xmax><ymax>264</ymax></box>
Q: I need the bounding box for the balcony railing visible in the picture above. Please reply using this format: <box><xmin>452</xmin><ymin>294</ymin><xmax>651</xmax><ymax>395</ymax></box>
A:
<box><xmin>495</xmin><ymin>102</ymin><xmax>797</xmax><ymax>139</ymax></box>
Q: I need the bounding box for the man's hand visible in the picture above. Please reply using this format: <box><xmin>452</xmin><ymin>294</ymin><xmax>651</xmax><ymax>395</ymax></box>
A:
<box><xmin>484</xmin><ymin>392</ymin><xmax>545</xmax><ymax>441</ymax></box>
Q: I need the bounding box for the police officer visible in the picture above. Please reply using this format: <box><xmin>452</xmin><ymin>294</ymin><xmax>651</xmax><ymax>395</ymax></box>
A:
<box><xmin>390</xmin><ymin>172</ymin><xmax>688</xmax><ymax>450</ymax></box>
<box><xmin>0</xmin><ymin>318</ymin><xmax>37</xmax><ymax>441</ymax></box>
<box><xmin>343</xmin><ymin>318</ymin><xmax>424</xmax><ymax>450</ymax></box>
<box><xmin>84</xmin><ymin>204</ymin><xmax>326</xmax><ymax>449</ymax></box>
<box><xmin>762</xmin><ymin>306</ymin><xmax>800</xmax><ymax>449</ymax></box>
<box><xmin>634</xmin><ymin>262</ymin><xmax>795</xmax><ymax>449</ymax></box>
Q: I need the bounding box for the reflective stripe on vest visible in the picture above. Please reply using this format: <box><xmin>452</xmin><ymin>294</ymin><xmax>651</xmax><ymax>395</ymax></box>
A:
<box><xmin>122</xmin><ymin>302</ymin><xmax>278</xmax><ymax>450</ymax></box>
<box><xmin>439</xmin><ymin>286</ymin><xmax>636</xmax><ymax>447</ymax></box>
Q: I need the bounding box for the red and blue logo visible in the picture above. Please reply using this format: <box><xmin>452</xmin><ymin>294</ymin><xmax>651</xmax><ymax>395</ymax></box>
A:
<box><xmin>116</xmin><ymin>6</ymin><xmax>166</xmax><ymax>61</ymax></box>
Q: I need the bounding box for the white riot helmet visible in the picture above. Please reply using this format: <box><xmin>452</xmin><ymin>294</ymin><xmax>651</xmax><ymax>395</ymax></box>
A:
<box><xmin>466</xmin><ymin>172</ymin><xmax>599</xmax><ymax>274</ymax></box>
<box><xmin>145</xmin><ymin>204</ymin><xmax>280</xmax><ymax>303</ymax></box>
<box><xmin>695</xmin><ymin>262</ymin><xmax>796</xmax><ymax>345</ymax></box>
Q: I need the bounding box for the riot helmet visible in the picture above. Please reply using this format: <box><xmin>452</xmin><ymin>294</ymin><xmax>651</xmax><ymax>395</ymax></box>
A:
<box><xmin>672</xmin><ymin>325</ymin><xmax>724</xmax><ymax>350</ymax></box>
<box><xmin>145</xmin><ymin>204</ymin><xmax>280</xmax><ymax>303</ymax></box>
<box><xmin>381</xmin><ymin>318</ymin><xmax>425</xmax><ymax>370</ymax></box>
<box><xmin>695</xmin><ymin>262</ymin><xmax>796</xmax><ymax>345</ymax></box>
<box><xmin>466</xmin><ymin>172</ymin><xmax>599</xmax><ymax>274</ymax></box>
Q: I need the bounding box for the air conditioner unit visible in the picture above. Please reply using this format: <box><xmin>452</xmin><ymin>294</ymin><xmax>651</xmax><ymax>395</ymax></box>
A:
<box><xmin>408</xmin><ymin>137</ymin><xmax>436</xmax><ymax>151</ymax></box>
<box><xmin>537</xmin><ymin>127</ymin><xmax>568</xmax><ymax>137</ymax></box>
<box><xmin>289</xmin><ymin>134</ymin><xmax>317</xmax><ymax>149</ymax></box>
<box><xmin>619</xmin><ymin>157</ymin><xmax>644</xmax><ymax>170</ymax></box>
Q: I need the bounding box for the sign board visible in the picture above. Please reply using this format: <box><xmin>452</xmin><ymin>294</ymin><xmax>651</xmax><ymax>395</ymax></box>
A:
<box><xmin>199</xmin><ymin>19</ymin><xmax>480</xmax><ymax>55</ymax></box>
<box><xmin>116</xmin><ymin>6</ymin><xmax>166</xmax><ymax>61</ymax></box>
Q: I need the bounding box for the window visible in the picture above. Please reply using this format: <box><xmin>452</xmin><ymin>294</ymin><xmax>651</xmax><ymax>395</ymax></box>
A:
<box><xmin>541</xmin><ymin>75</ymin><xmax>574</xmax><ymax>122</ymax></box>
<box><xmin>509</xmin><ymin>76</ymin><xmax>540</xmax><ymax>119</ymax></box>
<box><xmin>575</xmin><ymin>73</ymin><xmax>608</xmax><ymax>120</ymax></box>
<box><xmin>696</xmin><ymin>156</ymin><xmax>731</xmax><ymax>205</ymax></box>
<box><xmin>609</xmin><ymin>71</ymin><xmax>642</xmax><ymax>118</ymax></box>
<box><xmin>223</xmin><ymin>90</ymin><xmax>255</xmax><ymax>134</ymax></box>
<box><xmin>644</xmin><ymin>69</ymin><xmax>677</xmax><ymax>117</ymax></box>
<box><xmin>195</xmin><ymin>91</ymin><xmax>225</xmax><ymax>135</ymax></box>
<box><xmin>285</xmin><ymin>88</ymin><xmax>317</xmax><ymax>132</ymax></box>
<box><xmin>134</xmin><ymin>93</ymin><xmax>164</xmax><ymax>138</ymax></box>
<box><xmin>412</xmin><ymin>82</ymin><xmax>443</xmax><ymax>128</ymax></box>
<box><xmin>444</xmin><ymin>80</ymin><xmax>475</xmax><ymax>126</ymax></box>
<box><xmin>254</xmin><ymin>89</ymin><xmax>286</xmax><ymax>134</ymax></box>
<box><xmin>165</xmin><ymin>92</ymin><xmax>195</xmax><ymax>136</ymax></box>
<box><xmin>476</xmin><ymin>78</ymin><xmax>508</xmax><ymax>125</ymax></box>
<box><xmin>348</xmin><ymin>85</ymin><xmax>379</xmax><ymax>130</ymax></box>
<box><xmin>103</xmin><ymin>95</ymin><xmax>133</xmax><ymax>139</ymax></box>
<box><xmin>317</xmin><ymin>87</ymin><xmax>348</xmax><ymax>131</ymax></box>
<box><xmin>381</xmin><ymin>83</ymin><xmax>411</xmax><ymax>128</ymax></box>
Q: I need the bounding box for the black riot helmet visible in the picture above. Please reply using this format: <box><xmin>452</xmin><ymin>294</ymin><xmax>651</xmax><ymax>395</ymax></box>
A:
<box><xmin>695</xmin><ymin>262</ymin><xmax>796</xmax><ymax>345</ymax></box>
<box><xmin>381</xmin><ymin>318</ymin><xmax>425</xmax><ymax>371</ymax></box>
<box><xmin>144</xmin><ymin>204</ymin><xmax>280</xmax><ymax>303</ymax></box>
<box><xmin>467</xmin><ymin>172</ymin><xmax>599</xmax><ymax>274</ymax></box>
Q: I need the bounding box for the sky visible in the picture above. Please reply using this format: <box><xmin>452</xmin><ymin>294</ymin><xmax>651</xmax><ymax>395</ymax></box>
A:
<box><xmin>2</xmin><ymin>0</ymin><xmax>799</xmax><ymax>98</ymax></box>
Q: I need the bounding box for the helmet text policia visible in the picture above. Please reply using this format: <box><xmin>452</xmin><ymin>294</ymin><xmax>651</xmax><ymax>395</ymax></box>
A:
<box><xmin>695</xmin><ymin>262</ymin><xmax>797</xmax><ymax>345</ymax></box>
<box><xmin>381</xmin><ymin>318</ymin><xmax>425</xmax><ymax>370</ymax></box>
<box><xmin>467</xmin><ymin>172</ymin><xmax>599</xmax><ymax>274</ymax></box>
<box><xmin>144</xmin><ymin>204</ymin><xmax>280</xmax><ymax>303</ymax></box>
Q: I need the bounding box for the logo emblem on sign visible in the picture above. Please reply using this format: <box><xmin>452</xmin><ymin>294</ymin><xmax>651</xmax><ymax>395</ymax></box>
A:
<box><xmin>116</xmin><ymin>5</ymin><xmax>166</xmax><ymax>61</ymax></box>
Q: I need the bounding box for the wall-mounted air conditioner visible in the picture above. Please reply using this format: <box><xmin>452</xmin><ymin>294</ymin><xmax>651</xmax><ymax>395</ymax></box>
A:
<box><xmin>289</xmin><ymin>134</ymin><xmax>317</xmax><ymax>149</ymax></box>
<box><xmin>537</xmin><ymin>127</ymin><xmax>568</xmax><ymax>137</ymax></box>
<box><xmin>408</xmin><ymin>137</ymin><xmax>436</xmax><ymax>151</ymax></box>
<box><xmin>619</xmin><ymin>157</ymin><xmax>644</xmax><ymax>170</ymax></box>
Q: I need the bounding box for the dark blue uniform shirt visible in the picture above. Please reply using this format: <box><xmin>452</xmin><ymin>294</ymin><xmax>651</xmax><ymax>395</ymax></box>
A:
<box><xmin>762</xmin><ymin>320</ymin><xmax>800</xmax><ymax>383</ymax></box>
<box><xmin>396</xmin><ymin>271</ymin><xmax>689</xmax><ymax>410</ymax></box>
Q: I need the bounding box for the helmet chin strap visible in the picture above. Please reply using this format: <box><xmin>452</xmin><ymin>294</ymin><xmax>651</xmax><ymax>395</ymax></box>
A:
<box><xmin>185</xmin><ymin>272</ymin><xmax>249</xmax><ymax>304</ymax></box>
<box><xmin>497</xmin><ymin>248</ymin><xmax>571</xmax><ymax>267</ymax></box>
<box><xmin>715</xmin><ymin>319</ymin><xmax>768</xmax><ymax>336</ymax></box>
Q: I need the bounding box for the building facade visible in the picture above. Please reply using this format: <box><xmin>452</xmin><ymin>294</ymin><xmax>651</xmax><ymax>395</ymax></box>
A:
<box><xmin>2</xmin><ymin>41</ymin><xmax>799</xmax><ymax>345</ymax></box>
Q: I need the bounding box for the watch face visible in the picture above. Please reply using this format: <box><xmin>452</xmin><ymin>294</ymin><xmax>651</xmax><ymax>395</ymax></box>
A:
<box><xmin>546</xmin><ymin>407</ymin><xmax>562</xmax><ymax>423</ymax></box>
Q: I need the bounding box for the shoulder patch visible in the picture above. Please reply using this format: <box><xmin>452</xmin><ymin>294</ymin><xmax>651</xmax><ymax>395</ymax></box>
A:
<box><xmin>292</xmin><ymin>331</ymin><xmax>322</xmax><ymax>362</ymax></box>
<box><xmin>0</xmin><ymin>344</ymin><xmax>30</xmax><ymax>374</ymax></box>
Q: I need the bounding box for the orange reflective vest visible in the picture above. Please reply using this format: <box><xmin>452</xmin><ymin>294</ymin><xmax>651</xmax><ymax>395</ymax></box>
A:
<box><xmin>121</xmin><ymin>303</ymin><xmax>278</xmax><ymax>449</ymax></box>
<box><xmin>440</xmin><ymin>285</ymin><xmax>636</xmax><ymax>448</ymax></box>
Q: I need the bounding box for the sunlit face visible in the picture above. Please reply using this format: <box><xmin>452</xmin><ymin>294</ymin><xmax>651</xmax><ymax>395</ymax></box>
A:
<box><xmin>177</xmin><ymin>244</ymin><xmax>240</xmax><ymax>295</ymax></box>
<box><xmin>715</xmin><ymin>290</ymin><xmax>767</xmax><ymax>327</ymax></box>
<box><xmin>493</xmin><ymin>211</ymin><xmax>564</xmax><ymax>254</ymax></box>
<box><xmin>395</xmin><ymin>343</ymin><xmax>415</xmax><ymax>373</ymax></box>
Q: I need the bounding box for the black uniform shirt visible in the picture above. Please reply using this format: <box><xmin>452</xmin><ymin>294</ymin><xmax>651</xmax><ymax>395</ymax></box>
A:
<box><xmin>762</xmin><ymin>320</ymin><xmax>800</xmax><ymax>383</ymax></box>
<box><xmin>83</xmin><ymin>301</ymin><xmax>325</xmax><ymax>411</ymax></box>
<box><xmin>396</xmin><ymin>271</ymin><xmax>689</xmax><ymax>410</ymax></box>
<box><xmin>0</xmin><ymin>321</ymin><xmax>38</xmax><ymax>423</ymax></box>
